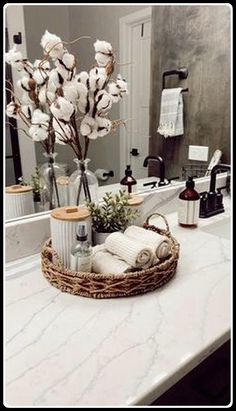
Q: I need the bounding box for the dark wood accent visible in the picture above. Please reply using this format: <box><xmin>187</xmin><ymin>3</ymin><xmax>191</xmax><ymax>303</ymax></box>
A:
<box><xmin>151</xmin><ymin>340</ymin><xmax>230</xmax><ymax>406</ymax></box>
<box><xmin>5</xmin><ymin>27</ymin><xmax>22</xmax><ymax>184</ymax></box>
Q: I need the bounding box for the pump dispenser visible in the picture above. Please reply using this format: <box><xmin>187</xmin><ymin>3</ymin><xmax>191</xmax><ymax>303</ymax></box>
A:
<box><xmin>70</xmin><ymin>222</ymin><xmax>92</xmax><ymax>271</ymax></box>
<box><xmin>120</xmin><ymin>165</ymin><xmax>137</xmax><ymax>193</ymax></box>
<box><xmin>178</xmin><ymin>176</ymin><xmax>200</xmax><ymax>227</ymax></box>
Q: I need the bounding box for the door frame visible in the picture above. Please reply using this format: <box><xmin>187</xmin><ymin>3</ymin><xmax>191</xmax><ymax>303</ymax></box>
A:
<box><xmin>119</xmin><ymin>7</ymin><xmax>152</xmax><ymax>180</ymax></box>
<box><xmin>4</xmin><ymin>4</ymin><xmax>37</xmax><ymax>182</ymax></box>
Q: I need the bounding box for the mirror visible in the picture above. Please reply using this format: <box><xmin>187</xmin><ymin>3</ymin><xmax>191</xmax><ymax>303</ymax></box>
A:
<box><xmin>4</xmin><ymin>4</ymin><xmax>231</xmax><ymax>220</ymax></box>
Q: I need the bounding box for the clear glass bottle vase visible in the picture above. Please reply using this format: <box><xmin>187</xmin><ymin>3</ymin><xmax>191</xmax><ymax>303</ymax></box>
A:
<box><xmin>39</xmin><ymin>152</ymin><xmax>65</xmax><ymax>210</ymax></box>
<box><xmin>69</xmin><ymin>158</ymin><xmax>99</xmax><ymax>206</ymax></box>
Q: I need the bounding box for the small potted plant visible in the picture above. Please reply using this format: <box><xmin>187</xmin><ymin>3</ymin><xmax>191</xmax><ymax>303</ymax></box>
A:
<box><xmin>86</xmin><ymin>190</ymin><xmax>140</xmax><ymax>245</ymax></box>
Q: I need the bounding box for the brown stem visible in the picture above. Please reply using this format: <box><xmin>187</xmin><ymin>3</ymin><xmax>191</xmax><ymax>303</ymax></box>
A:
<box><xmin>5</xmin><ymin>87</ymin><xmax>21</xmax><ymax>105</ymax></box>
<box><xmin>6</xmin><ymin>122</ymin><xmax>32</xmax><ymax>139</ymax></box>
<box><xmin>71</xmin><ymin>114</ymin><xmax>82</xmax><ymax>159</ymax></box>
<box><xmin>63</xmin><ymin>35</ymin><xmax>91</xmax><ymax>45</ymax></box>
<box><xmin>83</xmin><ymin>136</ymin><xmax>90</xmax><ymax>160</ymax></box>
<box><xmin>18</xmin><ymin>112</ymin><xmax>31</xmax><ymax>128</ymax></box>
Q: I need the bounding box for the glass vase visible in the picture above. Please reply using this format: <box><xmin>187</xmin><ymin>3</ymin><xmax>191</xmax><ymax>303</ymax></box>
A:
<box><xmin>39</xmin><ymin>152</ymin><xmax>65</xmax><ymax>210</ymax></box>
<box><xmin>69</xmin><ymin>158</ymin><xmax>99</xmax><ymax>206</ymax></box>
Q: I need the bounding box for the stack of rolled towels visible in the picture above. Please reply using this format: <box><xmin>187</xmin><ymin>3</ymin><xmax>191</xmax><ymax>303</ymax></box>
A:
<box><xmin>92</xmin><ymin>225</ymin><xmax>172</xmax><ymax>275</ymax></box>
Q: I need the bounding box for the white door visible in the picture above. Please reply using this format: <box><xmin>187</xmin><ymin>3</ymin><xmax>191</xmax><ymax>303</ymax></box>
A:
<box><xmin>130</xmin><ymin>20</ymin><xmax>151</xmax><ymax>179</ymax></box>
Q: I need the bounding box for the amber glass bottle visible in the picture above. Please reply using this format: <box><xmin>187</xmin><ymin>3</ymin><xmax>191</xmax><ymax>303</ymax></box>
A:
<box><xmin>178</xmin><ymin>176</ymin><xmax>200</xmax><ymax>227</ymax></box>
<box><xmin>120</xmin><ymin>165</ymin><xmax>137</xmax><ymax>194</ymax></box>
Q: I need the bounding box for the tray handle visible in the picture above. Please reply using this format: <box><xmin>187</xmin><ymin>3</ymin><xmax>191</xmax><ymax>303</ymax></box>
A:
<box><xmin>143</xmin><ymin>212</ymin><xmax>170</xmax><ymax>235</ymax></box>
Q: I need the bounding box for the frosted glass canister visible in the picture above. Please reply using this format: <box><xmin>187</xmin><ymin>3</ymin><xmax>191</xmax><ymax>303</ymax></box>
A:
<box><xmin>5</xmin><ymin>185</ymin><xmax>34</xmax><ymax>220</ymax></box>
<box><xmin>50</xmin><ymin>206</ymin><xmax>92</xmax><ymax>268</ymax></box>
<box><xmin>127</xmin><ymin>195</ymin><xmax>144</xmax><ymax>227</ymax></box>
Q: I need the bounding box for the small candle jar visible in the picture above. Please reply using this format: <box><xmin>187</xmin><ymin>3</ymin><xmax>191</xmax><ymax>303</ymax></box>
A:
<box><xmin>5</xmin><ymin>185</ymin><xmax>34</xmax><ymax>220</ymax></box>
<box><xmin>50</xmin><ymin>206</ymin><xmax>92</xmax><ymax>268</ymax></box>
<box><xmin>127</xmin><ymin>195</ymin><xmax>144</xmax><ymax>227</ymax></box>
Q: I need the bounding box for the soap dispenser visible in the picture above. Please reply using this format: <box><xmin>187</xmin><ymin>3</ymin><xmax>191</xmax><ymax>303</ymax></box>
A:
<box><xmin>178</xmin><ymin>176</ymin><xmax>200</xmax><ymax>227</ymax></box>
<box><xmin>120</xmin><ymin>165</ymin><xmax>137</xmax><ymax>194</ymax></box>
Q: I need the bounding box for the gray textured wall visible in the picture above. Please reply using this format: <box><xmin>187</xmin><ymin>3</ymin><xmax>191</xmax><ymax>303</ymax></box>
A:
<box><xmin>150</xmin><ymin>5</ymin><xmax>231</xmax><ymax>180</ymax></box>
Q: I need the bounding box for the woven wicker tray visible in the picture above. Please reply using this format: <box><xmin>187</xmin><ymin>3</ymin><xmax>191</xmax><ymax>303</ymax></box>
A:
<box><xmin>41</xmin><ymin>213</ymin><xmax>180</xmax><ymax>299</ymax></box>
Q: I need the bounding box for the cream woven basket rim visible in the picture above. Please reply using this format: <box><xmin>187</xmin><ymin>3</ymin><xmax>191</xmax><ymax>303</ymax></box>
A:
<box><xmin>41</xmin><ymin>213</ymin><xmax>180</xmax><ymax>298</ymax></box>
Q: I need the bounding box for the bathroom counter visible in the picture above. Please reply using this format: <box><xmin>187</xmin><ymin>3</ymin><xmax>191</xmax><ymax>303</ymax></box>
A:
<box><xmin>5</xmin><ymin>198</ymin><xmax>231</xmax><ymax>406</ymax></box>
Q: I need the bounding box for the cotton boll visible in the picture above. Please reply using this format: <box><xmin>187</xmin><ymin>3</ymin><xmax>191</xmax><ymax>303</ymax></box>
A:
<box><xmin>108</xmin><ymin>82</ymin><xmax>121</xmax><ymax>103</ymax></box>
<box><xmin>116</xmin><ymin>74</ymin><xmax>128</xmax><ymax>95</ymax></box>
<box><xmin>94</xmin><ymin>40</ymin><xmax>113</xmax><ymax>55</ymax></box>
<box><xmin>6</xmin><ymin>102</ymin><xmax>19</xmax><ymax>118</ymax></box>
<box><xmin>53</xmin><ymin>118</ymin><xmax>74</xmax><ymax>144</ymax></box>
<box><xmin>29</xmin><ymin>125</ymin><xmax>48</xmax><ymax>141</ymax></box>
<box><xmin>21</xmin><ymin>104</ymin><xmax>34</xmax><ymax>120</ymax></box>
<box><xmin>17</xmin><ymin>77</ymin><xmax>31</xmax><ymax>92</ymax></box>
<box><xmin>60</xmin><ymin>52</ymin><xmax>75</xmax><ymax>70</ymax></box>
<box><xmin>47</xmin><ymin>90</ymin><xmax>56</xmax><ymax>103</ymax></box>
<box><xmin>62</xmin><ymin>81</ymin><xmax>78</xmax><ymax>104</ymax></box>
<box><xmin>31</xmin><ymin>109</ymin><xmax>50</xmax><ymax>125</ymax></box>
<box><xmin>5</xmin><ymin>45</ymin><xmax>23</xmax><ymax>70</ymax></box>
<box><xmin>78</xmin><ymin>97</ymin><xmax>88</xmax><ymax>114</ymax></box>
<box><xmin>40</xmin><ymin>30</ymin><xmax>64</xmax><ymax>59</ymax></box>
<box><xmin>50</xmin><ymin>96</ymin><xmax>74</xmax><ymax>121</ymax></box>
<box><xmin>88</xmin><ymin>130</ymin><xmax>99</xmax><ymax>140</ymax></box>
<box><xmin>89</xmin><ymin>67</ymin><xmax>107</xmax><ymax>91</ymax></box>
<box><xmin>38</xmin><ymin>86</ymin><xmax>47</xmax><ymax>105</ymax></box>
<box><xmin>76</xmin><ymin>82</ymin><xmax>88</xmax><ymax>100</ymax></box>
<box><xmin>97</xmin><ymin>116</ymin><xmax>112</xmax><ymax>137</ymax></box>
<box><xmin>33</xmin><ymin>68</ymin><xmax>48</xmax><ymax>85</ymax></box>
<box><xmin>21</xmin><ymin>92</ymin><xmax>32</xmax><ymax>105</ymax></box>
<box><xmin>80</xmin><ymin>115</ymin><xmax>98</xmax><ymax>139</ymax></box>
<box><xmin>88</xmin><ymin>75</ymin><xmax>97</xmax><ymax>93</ymax></box>
<box><xmin>48</xmin><ymin>69</ymin><xmax>63</xmax><ymax>88</ymax></box>
<box><xmin>95</xmin><ymin>52</ymin><xmax>112</xmax><ymax>68</ymax></box>
<box><xmin>33</xmin><ymin>59</ymin><xmax>50</xmax><ymax>71</ymax></box>
<box><xmin>76</xmin><ymin>71</ymin><xmax>89</xmax><ymax>87</ymax></box>
<box><xmin>95</xmin><ymin>90</ymin><xmax>113</xmax><ymax>113</ymax></box>
<box><xmin>55</xmin><ymin>62</ymin><xmax>75</xmax><ymax>82</ymax></box>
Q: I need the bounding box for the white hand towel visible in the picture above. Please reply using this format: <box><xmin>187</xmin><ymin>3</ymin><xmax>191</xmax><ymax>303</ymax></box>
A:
<box><xmin>105</xmin><ymin>232</ymin><xmax>153</xmax><ymax>269</ymax></box>
<box><xmin>124</xmin><ymin>225</ymin><xmax>172</xmax><ymax>259</ymax></box>
<box><xmin>157</xmin><ymin>88</ymin><xmax>183</xmax><ymax>138</ymax></box>
<box><xmin>92</xmin><ymin>249</ymin><xmax>131</xmax><ymax>274</ymax></box>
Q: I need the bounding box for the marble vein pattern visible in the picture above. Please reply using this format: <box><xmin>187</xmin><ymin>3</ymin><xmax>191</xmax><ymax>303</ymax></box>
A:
<box><xmin>5</xmin><ymin>197</ymin><xmax>231</xmax><ymax>406</ymax></box>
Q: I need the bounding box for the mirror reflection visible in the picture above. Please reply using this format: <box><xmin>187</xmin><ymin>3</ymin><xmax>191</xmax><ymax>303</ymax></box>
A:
<box><xmin>5</xmin><ymin>4</ymin><xmax>231</xmax><ymax>220</ymax></box>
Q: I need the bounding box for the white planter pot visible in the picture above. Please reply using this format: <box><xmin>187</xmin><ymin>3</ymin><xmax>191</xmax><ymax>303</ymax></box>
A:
<box><xmin>92</xmin><ymin>230</ymin><xmax>111</xmax><ymax>245</ymax></box>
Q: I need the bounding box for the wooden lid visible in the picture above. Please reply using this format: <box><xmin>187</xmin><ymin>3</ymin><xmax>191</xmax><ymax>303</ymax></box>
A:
<box><xmin>51</xmin><ymin>206</ymin><xmax>91</xmax><ymax>221</ymax></box>
<box><xmin>128</xmin><ymin>195</ymin><xmax>144</xmax><ymax>206</ymax></box>
<box><xmin>5</xmin><ymin>184</ymin><xmax>33</xmax><ymax>194</ymax></box>
<box><xmin>56</xmin><ymin>176</ymin><xmax>69</xmax><ymax>185</ymax></box>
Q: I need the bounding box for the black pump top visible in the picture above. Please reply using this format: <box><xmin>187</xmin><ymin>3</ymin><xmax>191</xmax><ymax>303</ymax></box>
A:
<box><xmin>76</xmin><ymin>222</ymin><xmax>87</xmax><ymax>241</ymax></box>
<box><xmin>125</xmin><ymin>165</ymin><xmax>132</xmax><ymax>176</ymax></box>
<box><xmin>186</xmin><ymin>176</ymin><xmax>195</xmax><ymax>188</ymax></box>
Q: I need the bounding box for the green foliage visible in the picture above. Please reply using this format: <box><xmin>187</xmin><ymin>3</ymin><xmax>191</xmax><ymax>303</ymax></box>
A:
<box><xmin>31</xmin><ymin>167</ymin><xmax>43</xmax><ymax>201</ymax></box>
<box><xmin>86</xmin><ymin>190</ymin><xmax>140</xmax><ymax>233</ymax></box>
<box><xmin>18</xmin><ymin>167</ymin><xmax>43</xmax><ymax>201</ymax></box>
<box><xmin>18</xmin><ymin>176</ymin><xmax>28</xmax><ymax>186</ymax></box>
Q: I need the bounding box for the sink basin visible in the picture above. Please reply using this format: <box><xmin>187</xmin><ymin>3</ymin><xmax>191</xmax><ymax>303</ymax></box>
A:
<box><xmin>200</xmin><ymin>217</ymin><xmax>231</xmax><ymax>240</ymax></box>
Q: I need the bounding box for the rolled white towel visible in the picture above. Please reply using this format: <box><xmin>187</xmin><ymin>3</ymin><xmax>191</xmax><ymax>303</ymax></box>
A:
<box><xmin>124</xmin><ymin>225</ymin><xmax>172</xmax><ymax>259</ymax></box>
<box><xmin>105</xmin><ymin>232</ymin><xmax>153</xmax><ymax>269</ymax></box>
<box><xmin>92</xmin><ymin>249</ymin><xmax>131</xmax><ymax>274</ymax></box>
<box><xmin>92</xmin><ymin>244</ymin><xmax>106</xmax><ymax>255</ymax></box>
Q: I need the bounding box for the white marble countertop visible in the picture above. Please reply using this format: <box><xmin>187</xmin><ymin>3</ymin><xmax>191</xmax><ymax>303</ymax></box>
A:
<box><xmin>5</xmin><ymin>197</ymin><xmax>231</xmax><ymax>406</ymax></box>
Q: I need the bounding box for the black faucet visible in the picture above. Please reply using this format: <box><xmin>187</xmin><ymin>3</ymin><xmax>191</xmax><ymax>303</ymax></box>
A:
<box><xmin>143</xmin><ymin>155</ymin><xmax>169</xmax><ymax>187</ymax></box>
<box><xmin>199</xmin><ymin>163</ymin><xmax>231</xmax><ymax>218</ymax></box>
